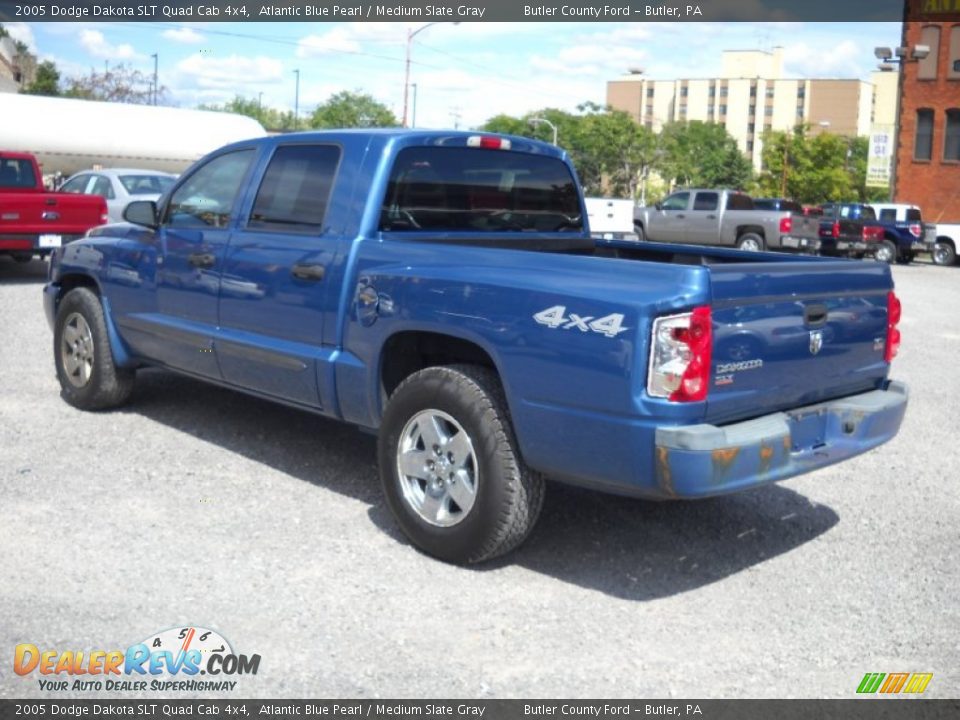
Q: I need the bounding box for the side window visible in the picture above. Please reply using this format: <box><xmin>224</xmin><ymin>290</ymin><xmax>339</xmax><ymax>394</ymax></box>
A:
<box><xmin>249</xmin><ymin>144</ymin><xmax>341</xmax><ymax>233</ymax></box>
<box><xmin>918</xmin><ymin>26</ymin><xmax>941</xmax><ymax>80</ymax></box>
<box><xmin>60</xmin><ymin>175</ymin><xmax>90</xmax><ymax>194</ymax></box>
<box><xmin>915</xmin><ymin>109</ymin><xmax>934</xmax><ymax>161</ymax></box>
<box><xmin>878</xmin><ymin>209</ymin><xmax>896</xmax><ymax>222</ymax></box>
<box><xmin>661</xmin><ymin>192</ymin><xmax>689</xmax><ymax>211</ymax></box>
<box><xmin>950</xmin><ymin>26</ymin><xmax>960</xmax><ymax>80</ymax></box>
<box><xmin>693</xmin><ymin>192</ymin><xmax>718</xmax><ymax>211</ymax></box>
<box><xmin>90</xmin><ymin>176</ymin><xmax>115</xmax><ymax>200</ymax></box>
<box><xmin>945</xmin><ymin>109</ymin><xmax>960</xmax><ymax>162</ymax></box>
<box><xmin>725</xmin><ymin>193</ymin><xmax>754</xmax><ymax>210</ymax></box>
<box><xmin>165</xmin><ymin>149</ymin><xmax>255</xmax><ymax>229</ymax></box>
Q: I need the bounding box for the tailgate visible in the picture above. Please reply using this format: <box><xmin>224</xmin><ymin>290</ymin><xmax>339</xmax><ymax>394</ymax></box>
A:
<box><xmin>707</xmin><ymin>260</ymin><xmax>891</xmax><ymax>425</ymax></box>
<box><xmin>0</xmin><ymin>193</ymin><xmax>105</xmax><ymax>235</ymax></box>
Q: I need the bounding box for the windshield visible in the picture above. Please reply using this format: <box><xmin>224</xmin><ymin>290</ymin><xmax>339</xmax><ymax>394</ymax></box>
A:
<box><xmin>380</xmin><ymin>147</ymin><xmax>582</xmax><ymax>233</ymax></box>
<box><xmin>120</xmin><ymin>174</ymin><xmax>175</xmax><ymax>195</ymax></box>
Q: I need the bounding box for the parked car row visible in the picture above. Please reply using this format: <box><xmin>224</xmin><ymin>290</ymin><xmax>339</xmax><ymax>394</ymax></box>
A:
<box><xmin>632</xmin><ymin>190</ymin><xmax>943</xmax><ymax>265</ymax></box>
<box><xmin>0</xmin><ymin>150</ymin><xmax>177</xmax><ymax>264</ymax></box>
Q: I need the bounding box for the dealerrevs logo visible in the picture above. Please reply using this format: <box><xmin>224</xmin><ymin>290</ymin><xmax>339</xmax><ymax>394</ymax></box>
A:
<box><xmin>14</xmin><ymin>626</ymin><xmax>260</xmax><ymax>693</ymax></box>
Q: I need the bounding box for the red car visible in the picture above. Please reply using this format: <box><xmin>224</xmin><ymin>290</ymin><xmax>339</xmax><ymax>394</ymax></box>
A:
<box><xmin>0</xmin><ymin>151</ymin><xmax>107</xmax><ymax>263</ymax></box>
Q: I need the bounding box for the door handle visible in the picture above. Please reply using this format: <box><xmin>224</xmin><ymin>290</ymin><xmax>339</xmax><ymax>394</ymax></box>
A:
<box><xmin>188</xmin><ymin>252</ymin><xmax>216</xmax><ymax>269</ymax></box>
<box><xmin>291</xmin><ymin>263</ymin><xmax>325</xmax><ymax>281</ymax></box>
<box><xmin>676</xmin><ymin>214</ymin><xmax>686</xmax><ymax>219</ymax></box>
<box><xmin>706</xmin><ymin>214</ymin><xmax>717</xmax><ymax>219</ymax></box>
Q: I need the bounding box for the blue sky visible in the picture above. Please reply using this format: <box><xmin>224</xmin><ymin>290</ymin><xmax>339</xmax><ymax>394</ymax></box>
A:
<box><xmin>5</xmin><ymin>21</ymin><xmax>901</xmax><ymax>129</ymax></box>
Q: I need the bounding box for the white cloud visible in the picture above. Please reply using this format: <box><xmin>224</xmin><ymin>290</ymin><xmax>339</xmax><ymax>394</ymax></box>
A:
<box><xmin>783</xmin><ymin>40</ymin><xmax>864</xmax><ymax>78</ymax></box>
<box><xmin>78</xmin><ymin>29</ymin><xmax>142</xmax><ymax>61</ymax></box>
<box><xmin>176</xmin><ymin>53</ymin><xmax>284</xmax><ymax>89</ymax></box>
<box><xmin>530</xmin><ymin>45</ymin><xmax>649</xmax><ymax>77</ymax></box>
<box><xmin>162</xmin><ymin>28</ymin><xmax>205</xmax><ymax>45</ymax></box>
<box><xmin>297</xmin><ymin>28</ymin><xmax>362</xmax><ymax>58</ymax></box>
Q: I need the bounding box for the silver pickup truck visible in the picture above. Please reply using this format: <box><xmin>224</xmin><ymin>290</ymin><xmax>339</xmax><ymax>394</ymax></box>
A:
<box><xmin>633</xmin><ymin>188</ymin><xmax>820</xmax><ymax>252</ymax></box>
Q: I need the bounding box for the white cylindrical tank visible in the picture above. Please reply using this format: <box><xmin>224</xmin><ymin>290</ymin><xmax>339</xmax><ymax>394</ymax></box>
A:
<box><xmin>0</xmin><ymin>94</ymin><xmax>267</xmax><ymax>176</ymax></box>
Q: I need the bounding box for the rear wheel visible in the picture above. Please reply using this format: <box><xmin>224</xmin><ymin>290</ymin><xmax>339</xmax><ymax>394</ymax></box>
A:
<box><xmin>634</xmin><ymin>223</ymin><xmax>646</xmax><ymax>242</ymax></box>
<box><xmin>378</xmin><ymin>364</ymin><xmax>545</xmax><ymax>564</ymax></box>
<box><xmin>736</xmin><ymin>233</ymin><xmax>765</xmax><ymax>252</ymax></box>
<box><xmin>933</xmin><ymin>241</ymin><xmax>956</xmax><ymax>266</ymax></box>
<box><xmin>54</xmin><ymin>288</ymin><xmax>135</xmax><ymax>410</ymax></box>
<box><xmin>873</xmin><ymin>240</ymin><xmax>896</xmax><ymax>264</ymax></box>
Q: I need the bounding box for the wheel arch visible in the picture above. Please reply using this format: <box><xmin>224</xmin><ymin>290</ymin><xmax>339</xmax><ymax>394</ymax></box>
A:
<box><xmin>55</xmin><ymin>275</ymin><xmax>135</xmax><ymax>368</ymax></box>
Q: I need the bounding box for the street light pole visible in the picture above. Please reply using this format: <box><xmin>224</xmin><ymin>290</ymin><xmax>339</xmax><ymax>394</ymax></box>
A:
<box><xmin>530</xmin><ymin>116</ymin><xmax>558</xmax><ymax>145</ymax></box>
<box><xmin>411</xmin><ymin>83</ymin><xmax>418</xmax><ymax>128</ymax></box>
<box><xmin>402</xmin><ymin>22</ymin><xmax>458</xmax><ymax>128</ymax></box>
<box><xmin>293</xmin><ymin>68</ymin><xmax>300</xmax><ymax>130</ymax></box>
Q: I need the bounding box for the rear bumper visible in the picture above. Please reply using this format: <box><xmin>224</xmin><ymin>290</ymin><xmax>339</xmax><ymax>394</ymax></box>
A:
<box><xmin>653</xmin><ymin>381</ymin><xmax>908</xmax><ymax>498</ymax></box>
<box><xmin>0</xmin><ymin>234</ymin><xmax>83</xmax><ymax>254</ymax></box>
<box><xmin>779</xmin><ymin>235</ymin><xmax>820</xmax><ymax>252</ymax></box>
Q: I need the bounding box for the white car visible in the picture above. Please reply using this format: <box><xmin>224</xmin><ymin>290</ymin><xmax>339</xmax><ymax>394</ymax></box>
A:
<box><xmin>60</xmin><ymin>168</ymin><xmax>177</xmax><ymax>224</ymax></box>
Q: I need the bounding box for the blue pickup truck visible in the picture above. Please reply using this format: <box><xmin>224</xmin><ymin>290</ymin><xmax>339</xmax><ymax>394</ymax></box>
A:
<box><xmin>819</xmin><ymin>202</ymin><xmax>937</xmax><ymax>264</ymax></box>
<box><xmin>43</xmin><ymin>130</ymin><xmax>908</xmax><ymax>564</ymax></box>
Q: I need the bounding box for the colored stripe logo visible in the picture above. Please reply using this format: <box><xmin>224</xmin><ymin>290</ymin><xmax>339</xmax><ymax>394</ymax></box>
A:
<box><xmin>857</xmin><ymin>672</ymin><xmax>933</xmax><ymax>694</ymax></box>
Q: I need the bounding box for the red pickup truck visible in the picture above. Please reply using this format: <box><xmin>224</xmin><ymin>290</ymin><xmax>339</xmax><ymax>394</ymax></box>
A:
<box><xmin>1</xmin><ymin>151</ymin><xmax>107</xmax><ymax>263</ymax></box>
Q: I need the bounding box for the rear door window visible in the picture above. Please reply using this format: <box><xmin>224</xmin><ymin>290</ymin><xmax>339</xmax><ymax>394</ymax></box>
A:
<box><xmin>249</xmin><ymin>144</ymin><xmax>341</xmax><ymax>233</ymax></box>
<box><xmin>693</xmin><ymin>192</ymin><xmax>718</xmax><ymax>211</ymax></box>
<box><xmin>879</xmin><ymin>209</ymin><xmax>896</xmax><ymax>222</ymax></box>
<box><xmin>725</xmin><ymin>193</ymin><xmax>754</xmax><ymax>210</ymax></box>
<box><xmin>380</xmin><ymin>147</ymin><xmax>582</xmax><ymax>233</ymax></box>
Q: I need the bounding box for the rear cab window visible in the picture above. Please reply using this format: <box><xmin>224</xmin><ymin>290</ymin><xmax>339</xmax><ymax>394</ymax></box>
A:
<box><xmin>0</xmin><ymin>158</ymin><xmax>37</xmax><ymax>189</ymax></box>
<box><xmin>379</xmin><ymin>147</ymin><xmax>582</xmax><ymax>234</ymax></box>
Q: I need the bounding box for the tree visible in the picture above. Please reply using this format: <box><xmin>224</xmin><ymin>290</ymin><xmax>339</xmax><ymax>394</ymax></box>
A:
<box><xmin>22</xmin><ymin>60</ymin><xmax>61</xmax><ymax>97</ymax></box>
<box><xmin>198</xmin><ymin>95</ymin><xmax>293</xmax><ymax>131</ymax></box>
<box><xmin>309</xmin><ymin>90</ymin><xmax>397</xmax><ymax>129</ymax></box>
<box><xmin>658</xmin><ymin>121</ymin><xmax>753</xmax><ymax>190</ymax></box>
<box><xmin>64</xmin><ymin>64</ymin><xmax>166</xmax><ymax>105</ymax></box>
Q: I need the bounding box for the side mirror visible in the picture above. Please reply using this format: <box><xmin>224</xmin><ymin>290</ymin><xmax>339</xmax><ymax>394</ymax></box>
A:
<box><xmin>655</xmin><ymin>202</ymin><xmax>663</xmax><ymax>211</ymax></box>
<box><xmin>123</xmin><ymin>200</ymin><xmax>159</xmax><ymax>229</ymax></box>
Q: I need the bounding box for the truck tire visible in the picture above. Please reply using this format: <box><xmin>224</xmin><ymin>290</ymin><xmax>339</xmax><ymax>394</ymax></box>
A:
<box><xmin>933</xmin><ymin>241</ymin><xmax>956</xmax><ymax>266</ymax></box>
<box><xmin>634</xmin><ymin>223</ymin><xmax>646</xmax><ymax>242</ymax></box>
<box><xmin>736</xmin><ymin>233</ymin><xmax>765</xmax><ymax>251</ymax></box>
<box><xmin>874</xmin><ymin>240</ymin><xmax>896</xmax><ymax>264</ymax></box>
<box><xmin>54</xmin><ymin>287</ymin><xmax>135</xmax><ymax>410</ymax></box>
<box><xmin>378</xmin><ymin>364</ymin><xmax>545</xmax><ymax>565</ymax></box>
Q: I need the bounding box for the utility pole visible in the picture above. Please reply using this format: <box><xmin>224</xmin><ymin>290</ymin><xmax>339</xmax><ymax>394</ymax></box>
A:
<box><xmin>411</xmin><ymin>83</ymin><xmax>418</xmax><ymax>128</ymax></box>
<box><xmin>403</xmin><ymin>22</ymin><xmax>459</xmax><ymax>128</ymax></box>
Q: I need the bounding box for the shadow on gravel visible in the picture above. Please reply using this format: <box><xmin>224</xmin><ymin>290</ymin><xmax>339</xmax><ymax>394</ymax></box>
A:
<box><xmin>128</xmin><ymin>368</ymin><xmax>838</xmax><ymax>601</ymax></box>
<box><xmin>0</xmin><ymin>258</ymin><xmax>48</xmax><ymax>285</ymax></box>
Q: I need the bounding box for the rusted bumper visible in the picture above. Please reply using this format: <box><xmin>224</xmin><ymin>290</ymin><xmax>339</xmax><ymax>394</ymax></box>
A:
<box><xmin>653</xmin><ymin>381</ymin><xmax>908</xmax><ymax>498</ymax></box>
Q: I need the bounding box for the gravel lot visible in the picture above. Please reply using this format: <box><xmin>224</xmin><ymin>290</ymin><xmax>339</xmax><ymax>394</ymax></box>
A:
<box><xmin>1</xmin><ymin>256</ymin><xmax>957</xmax><ymax>700</ymax></box>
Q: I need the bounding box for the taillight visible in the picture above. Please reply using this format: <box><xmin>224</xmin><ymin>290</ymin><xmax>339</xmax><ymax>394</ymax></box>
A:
<box><xmin>467</xmin><ymin>135</ymin><xmax>512</xmax><ymax>150</ymax></box>
<box><xmin>832</xmin><ymin>221</ymin><xmax>841</xmax><ymax>239</ymax></box>
<box><xmin>647</xmin><ymin>306</ymin><xmax>713</xmax><ymax>402</ymax></box>
<box><xmin>779</xmin><ymin>216</ymin><xmax>792</xmax><ymax>234</ymax></box>
<box><xmin>100</xmin><ymin>212</ymin><xmax>109</xmax><ymax>224</ymax></box>
<box><xmin>885</xmin><ymin>291</ymin><xmax>901</xmax><ymax>363</ymax></box>
<box><xmin>863</xmin><ymin>226</ymin><xmax>884</xmax><ymax>241</ymax></box>
<box><xmin>909</xmin><ymin>223</ymin><xmax>921</xmax><ymax>238</ymax></box>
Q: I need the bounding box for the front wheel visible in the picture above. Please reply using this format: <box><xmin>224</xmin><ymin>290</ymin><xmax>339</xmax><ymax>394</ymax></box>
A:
<box><xmin>736</xmin><ymin>233</ymin><xmax>765</xmax><ymax>252</ymax></box>
<box><xmin>933</xmin><ymin>242</ymin><xmax>956</xmax><ymax>266</ymax></box>
<box><xmin>634</xmin><ymin>222</ymin><xmax>646</xmax><ymax>242</ymax></box>
<box><xmin>378</xmin><ymin>364</ymin><xmax>545</xmax><ymax>564</ymax></box>
<box><xmin>874</xmin><ymin>240</ymin><xmax>896</xmax><ymax>264</ymax></box>
<box><xmin>54</xmin><ymin>287</ymin><xmax>135</xmax><ymax>410</ymax></box>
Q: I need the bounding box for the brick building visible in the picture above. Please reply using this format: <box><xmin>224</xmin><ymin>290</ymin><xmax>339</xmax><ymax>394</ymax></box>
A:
<box><xmin>895</xmin><ymin>2</ymin><xmax>960</xmax><ymax>222</ymax></box>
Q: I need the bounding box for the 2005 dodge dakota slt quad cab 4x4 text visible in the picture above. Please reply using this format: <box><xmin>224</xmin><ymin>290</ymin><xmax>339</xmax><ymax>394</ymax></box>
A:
<box><xmin>44</xmin><ymin>130</ymin><xmax>908</xmax><ymax>564</ymax></box>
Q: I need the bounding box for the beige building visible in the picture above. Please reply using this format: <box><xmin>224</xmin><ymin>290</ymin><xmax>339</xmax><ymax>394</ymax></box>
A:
<box><xmin>607</xmin><ymin>49</ymin><xmax>897</xmax><ymax>170</ymax></box>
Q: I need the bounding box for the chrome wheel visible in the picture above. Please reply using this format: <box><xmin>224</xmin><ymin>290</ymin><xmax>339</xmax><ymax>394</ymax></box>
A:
<box><xmin>396</xmin><ymin>409</ymin><xmax>478</xmax><ymax>527</ymax></box>
<box><xmin>61</xmin><ymin>312</ymin><xmax>94</xmax><ymax>388</ymax></box>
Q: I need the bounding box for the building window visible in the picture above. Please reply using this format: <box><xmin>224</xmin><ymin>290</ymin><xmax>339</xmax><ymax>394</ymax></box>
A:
<box><xmin>797</xmin><ymin>86</ymin><xmax>806</xmax><ymax>97</ymax></box>
<box><xmin>949</xmin><ymin>25</ymin><xmax>960</xmax><ymax>79</ymax></box>
<box><xmin>645</xmin><ymin>104</ymin><xmax>653</xmax><ymax>116</ymax></box>
<box><xmin>680</xmin><ymin>86</ymin><xmax>688</xmax><ymax>97</ymax></box>
<box><xmin>748</xmin><ymin>123</ymin><xmax>756</xmax><ymax>133</ymax></box>
<box><xmin>719</xmin><ymin>87</ymin><xmax>728</xmax><ymax>97</ymax></box>
<box><xmin>765</xmin><ymin>107</ymin><xmax>774</xmax><ymax>116</ymax></box>
<box><xmin>749</xmin><ymin>105</ymin><xmax>756</xmax><ymax>116</ymax></box>
<box><xmin>747</xmin><ymin>141</ymin><xmax>754</xmax><ymax>152</ymax></box>
<box><xmin>918</xmin><ymin>26</ymin><xmax>941</xmax><ymax>80</ymax></box>
<box><xmin>750</xmin><ymin>86</ymin><xmax>757</xmax><ymax>97</ymax></box>
<box><xmin>646</xmin><ymin>88</ymin><xmax>654</xmax><ymax>98</ymax></box>
<box><xmin>796</xmin><ymin>108</ymin><xmax>804</xmax><ymax>118</ymax></box>
<box><xmin>915</xmin><ymin>109</ymin><xmax>934</xmax><ymax>160</ymax></box>
<box><xmin>679</xmin><ymin>105</ymin><xmax>687</xmax><ymax>116</ymax></box>
<box><xmin>719</xmin><ymin>104</ymin><xmax>727</xmax><ymax>114</ymax></box>
<box><xmin>709</xmin><ymin>86</ymin><xmax>716</xmax><ymax>97</ymax></box>
<box><xmin>945</xmin><ymin>109</ymin><xmax>960</xmax><ymax>161</ymax></box>
<box><xmin>765</xmin><ymin>88</ymin><xmax>775</xmax><ymax>98</ymax></box>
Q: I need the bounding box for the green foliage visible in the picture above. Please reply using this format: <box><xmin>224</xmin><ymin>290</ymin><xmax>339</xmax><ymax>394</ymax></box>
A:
<box><xmin>0</xmin><ymin>24</ymin><xmax>8</xmax><ymax>39</ymax></box>
<box><xmin>22</xmin><ymin>60</ymin><xmax>60</xmax><ymax>97</ymax></box>
<box><xmin>198</xmin><ymin>95</ymin><xmax>293</xmax><ymax>130</ymax></box>
<box><xmin>658</xmin><ymin>121</ymin><xmax>753</xmax><ymax>190</ymax></box>
<box><xmin>482</xmin><ymin>108</ymin><xmax>750</xmax><ymax>200</ymax></box>
<box><xmin>755</xmin><ymin>127</ymin><xmax>881</xmax><ymax>204</ymax></box>
<box><xmin>309</xmin><ymin>90</ymin><xmax>397</xmax><ymax>129</ymax></box>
